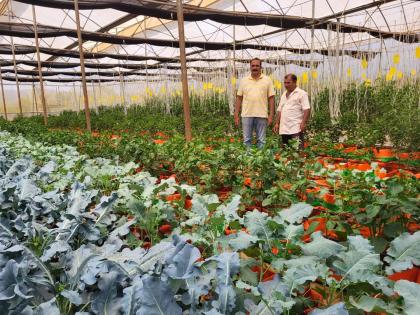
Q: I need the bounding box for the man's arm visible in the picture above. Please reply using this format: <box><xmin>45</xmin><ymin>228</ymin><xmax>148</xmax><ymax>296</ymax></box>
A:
<box><xmin>268</xmin><ymin>95</ymin><xmax>275</xmax><ymax>126</ymax></box>
<box><xmin>300</xmin><ymin>109</ymin><xmax>310</xmax><ymax>132</ymax></box>
<box><xmin>234</xmin><ymin>95</ymin><xmax>243</xmax><ymax>127</ymax></box>
<box><xmin>300</xmin><ymin>92</ymin><xmax>311</xmax><ymax>132</ymax></box>
<box><xmin>273</xmin><ymin>105</ymin><xmax>281</xmax><ymax>133</ymax></box>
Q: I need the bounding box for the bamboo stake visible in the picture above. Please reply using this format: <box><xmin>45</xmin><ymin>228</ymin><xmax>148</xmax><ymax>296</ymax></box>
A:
<box><xmin>0</xmin><ymin>66</ymin><xmax>8</xmax><ymax>120</ymax></box>
<box><xmin>32</xmin><ymin>5</ymin><xmax>48</xmax><ymax>125</ymax></box>
<box><xmin>74</xmin><ymin>0</ymin><xmax>92</xmax><ymax>131</ymax></box>
<box><xmin>176</xmin><ymin>0</ymin><xmax>192</xmax><ymax>141</ymax></box>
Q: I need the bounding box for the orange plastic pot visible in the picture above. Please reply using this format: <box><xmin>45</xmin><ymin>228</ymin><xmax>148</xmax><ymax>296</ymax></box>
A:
<box><xmin>166</xmin><ymin>193</ymin><xmax>182</xmax><ymax>202</ymax></box>
<box><xmin>398</xmin><ymin>152</ymin><xmax>410</xmax><ymax>160</ymax></box>
<box><xmin>411</xmin><ymin>152</ymin><xmax>420</xmax><ymax>160</ymax></box>
<box><xmin>359</xmin><ymin>226</ymin><xmax>371</xmax><ymax>238</ymax></box>
<box><xmin>407</xmin><ymin>222</ymin><xmax>420</xmax><ymax>233</ymax></box>
<box><xmin>153</xmin><ymin>139</ymin><xmax>166</xmax><ymax>145</ymax></box>
<box><xmin>303</xmin><ymin>217</ymin><xmax>327</xmax><ymax>233</ymax></box>
<box><xmin>250</xmin><ymin>265</ymin><xmax>276</xmax><ymax>282</ymax></box>
<box><xmin>243</xmin><ymin>177</ymin><xmax>252</xmax><ymax>187</ymax></box>
<box><xmin>373</xmin><ymin>148</ymin><xmax>394</xmax><ymax>158</ymax></box>
<box><xmin>388</xmin><ymin>267</ymin><xmax>419</xmax><ymax>282</ymax></box>
<box><xmin>323</xmin><ymin>193</ymin><xmax>335</xmax><ymax>204</ymax></box>
<box><xmin>343</xmin><ymin>146</ymin><xmax>357</xmax><ymax>153</ymax></box>
<box><xmin>184</xmin><ymin>198</ymin><xmax>193</xmax><ymax>210</ymax></box>
<box><xmin>355</xmin><ymin>163</ymin><xmax>371</xmax><ymax>171</ymax></box>
<box><xmin>158</xmin><ymin>224</ymin><xmax>172</xmax><ymax>234</ymax></box>
<box><xmin>314</xmin><ymin>179</ymin><xmax>330</xmax><ymax>187</ymax></box>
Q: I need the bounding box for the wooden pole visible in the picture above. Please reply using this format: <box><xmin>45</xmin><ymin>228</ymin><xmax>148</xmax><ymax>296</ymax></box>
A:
<box><xmin>0</xmin><ymin>67</ymin><xmax>8</xmax><ymax>120</ymax></box>
<box><xmin>32</xmin><ymin>5</ymin><xmax>48</xmax><ymax>125</ymax></box>
<box><xmin>176</xmin><ymin>0</ymin><xmax>192</xmax><ymax>141</ymax></box>
<box><xmin>10</xmin><ymin>38</ymin><xmax>22</xmax><ymax>116</ymax></box>
<box><xmin>74</xmin><ymin>0</ymin><xmax>92</xmax><ymax>131</ymax></box>
<box><xmin>32</xmin><ymin>82</ymin><xmax>38</xmax><ymax>114</ymax></box>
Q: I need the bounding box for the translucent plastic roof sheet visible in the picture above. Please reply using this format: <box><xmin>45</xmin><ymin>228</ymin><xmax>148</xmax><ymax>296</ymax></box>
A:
<box><xmin>0</xmin><ymin>0</ymin><xmax>418</xmax><ymax>76</ymax></box>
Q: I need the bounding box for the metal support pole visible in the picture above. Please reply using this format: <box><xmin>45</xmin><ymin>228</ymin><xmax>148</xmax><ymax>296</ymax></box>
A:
<box><xmin>0</xmin><ymin>67</ymin><xmax>8</xmax><ymax>120</ymax></box>
<box><xmin>309</xmin><ymin>0</ymin><xmax>315</xmax><ymax>99</ymax></box>
<box><xmin>176</xmin><ymin>0</ymin><xmax>192</xmax><ymax>141</ymax></box>
<box><xmin>74</xmin><ymin>0</ymin><xmax>92</xmax><ymax>131</ymax></box>
<box><xmin>32</xmin><ymin>5</ymin><xmax>48</xmax><ymax>125</ymax></box>
<box><xmin>232</xmin><ymin>0</ymin><xmax>236</xmax><ymax>115</ymax></box>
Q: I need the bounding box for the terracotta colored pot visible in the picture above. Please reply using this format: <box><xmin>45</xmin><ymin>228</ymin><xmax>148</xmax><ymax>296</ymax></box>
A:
<box><xmin>388</xmin><ymin>267</ymin><xmax>418</xmax><ymax>282</ymax></box>
<box><xmin>398</xmin><ymin>152</ymin><xmax>410</xmax><ymax>160</ymax></box>
<box><xmin>373</xmin><ymin>148</ymin><xmax>394</xmax><ymax>158</ymax></box>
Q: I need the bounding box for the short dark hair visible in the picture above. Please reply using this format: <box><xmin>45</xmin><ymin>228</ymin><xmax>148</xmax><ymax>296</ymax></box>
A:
<box><xmin>284</xmin><ymin>73</ymin><xmax>297</xmax><ymax>82</ymax></box>
<box><xmin>250</xmin><ymin>58</ymin><xmax>262</xmax><ymax>66</ymax></box>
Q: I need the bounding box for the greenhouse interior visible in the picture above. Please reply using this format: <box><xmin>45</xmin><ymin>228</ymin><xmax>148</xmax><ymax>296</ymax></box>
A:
<box><xmin>0</xmin><ymin>0</ymin><xmax>419</xmax><ymax>314</ymax></box>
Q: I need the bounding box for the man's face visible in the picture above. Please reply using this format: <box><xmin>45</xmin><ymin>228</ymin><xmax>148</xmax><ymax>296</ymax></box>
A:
<box><xmin>250</xmin><ymin>60</ymin><xmax>261</xmax><ymax>76</ymax></box>
<box><xmin>284</xmin><ymin>77</ymin><xmax>296</xmax><ymax>91</ymax></box>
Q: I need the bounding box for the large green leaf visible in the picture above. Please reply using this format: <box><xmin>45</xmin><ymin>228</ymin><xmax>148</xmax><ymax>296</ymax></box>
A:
<box><xmin>91</xmin><ymin>271</ymin><xmax>123</xmax><ymax>315</ymax></box>
<box><xmin>301</xmin><ymin>231</ymin><xmax>345</xmax><ymax>259</ymax></box>
<box><xmin>244</xmin><ymin>210</ymin><xmax>272</xmax><ymax>243</ymax></box>
<box><xmin>228</xmin><ymin>231</ymin><xmax>259</xmax><ymax>251</ymax></box>
<box><xmin>136</xmin><ymin>241</ymin><xmax>175</xmax><ymax>273</ymax></box>
<box><xmin>244</xmin><ymin>275</ymin><xmax>295</xmax><ymax>315</ymax></box>
<box><xmin>272</xmin><ymin>256</ymin><xmax>320</xmax><ymax>271</ymax></box>
<box><xmin>215</xmin><ymin>194</ymin><xmax>242</xmax><ymax>224</ymax></box>
<box><xmin>394</xmin><ymin>280</ymin><xmax>420</xmax><ymax>315</ymax></box>
<box><xmin>136</xmin><ymin>275</ymin><xmax>182</xmax><ymax>315</ymax></box>
<box><xmin>275</xmin><ymin>202</ymin><xmax>313</xmax><ymax>224</ymax></box>
<box><xmin>280</xmin><ymin>223</ymin><xmax>304</xmax><ymax>242</ymax></box>
<box><xmin>384</xmin><ymin>231</ymin><xmax>420</xmax><ymax>274</ymax></box>
<box><xmin>308</xmin><ymin>302</ymin><xmax>349</xmax><ymax>315</ymax></box>
<box><xmin>284</xmin><ymin>262</ymin><xmax>329</xmax><ymax>292</ymax></box>
<box><xmin>333</xmin><ymin>236</ymin><xmax>392</xmax><ymax>295</ymax></box>
<box><xmin>349</xmin><ymin>295</ymin><xmax>399</xmax><ymax>314</ymax></box>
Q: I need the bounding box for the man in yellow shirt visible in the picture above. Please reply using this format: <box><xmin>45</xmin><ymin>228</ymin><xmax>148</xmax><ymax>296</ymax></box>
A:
<box><xmin>273</xmin><ymin>73</ymin><xmax>311</xmax><ymax>150</ymax></box>
<box><xmin>234</xmin><ymin>58</ymin><xmax>275</xmax><ymax>149</ymax></box>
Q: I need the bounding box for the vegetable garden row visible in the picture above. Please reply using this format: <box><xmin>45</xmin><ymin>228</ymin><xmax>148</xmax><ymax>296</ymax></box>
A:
<box><xmin>0</xmin><ymin>106</ymin><xmax>419</xmax><ymax>314</ymax></box>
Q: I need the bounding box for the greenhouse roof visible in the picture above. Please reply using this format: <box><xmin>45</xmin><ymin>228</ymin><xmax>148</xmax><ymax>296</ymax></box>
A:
<box><xmin>0</xmin><ymin>0</ymin><xmax>418</xmax><ymax>81</ymax></box>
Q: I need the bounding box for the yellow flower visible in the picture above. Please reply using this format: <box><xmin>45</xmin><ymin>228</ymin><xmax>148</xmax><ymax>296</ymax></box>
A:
<box><xmin>131</xmin><ymin>95</ymin><xmax>139</xmax><ymax>102</ymax></box>
<box><xmin>392</xmin><ymin>54</ymin><xmax>400</xmax><ymax>65</ymax></box>
<box><xmin>302</xmin><ymin>72</ymin><xmax>308</xmax><ymax>84</ymax></box>
<box><xmin>416</xmin><ymin>47</ymin><xmax>420</xmax><ymax>59</ymax></box>
<box><xmin>397</xmin><ymin>71</ymin><xmax>403</xmax><ymax>80</ymax></box>
<box><xmin>364</xmin><ymin>79</ymin><xmax>371</xmax><ymax>87</ymax></box>
<box><xmin>311</xmin><ymin>70</ymin><xmax>318</xmax><ymax>79</ymax></box>
<box><xmin>410</xmin><ymin>69</ymin><xmax>416</xmax><ymax>76</ymax></box>
<box><xmin>347</xmin><ymin>68</ymin><xmax>352</xmax><ymax>77</ymax></box>
<box><xmin>389</xmin><ymin>66</ymin><xmax>397</xmax><ymax>76</ymax></box>
<box><xmin>361</xmin><ymin>72</ymin><xmax>367</xmax><ymax>80</ymax></box>
<box><xmin>361</xmin><ymin>58</ymin><xmax>368</xmax><ymax>69</ymax></box>
<box><xmin>231</xmin><ymin>77</ymin><xmax>237</xmax><ymax>86</ymax></box>
<box><xmin>273</xmin><ymin>79</ymin><xmax>282</xmax><ymax>90</ymax></box>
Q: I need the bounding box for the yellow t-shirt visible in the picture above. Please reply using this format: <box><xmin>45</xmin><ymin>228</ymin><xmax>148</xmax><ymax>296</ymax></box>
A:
<box><xmin>237</xmin><ymin>74</ymin><xmax>275</xmax><ymax>118</ymax></box>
